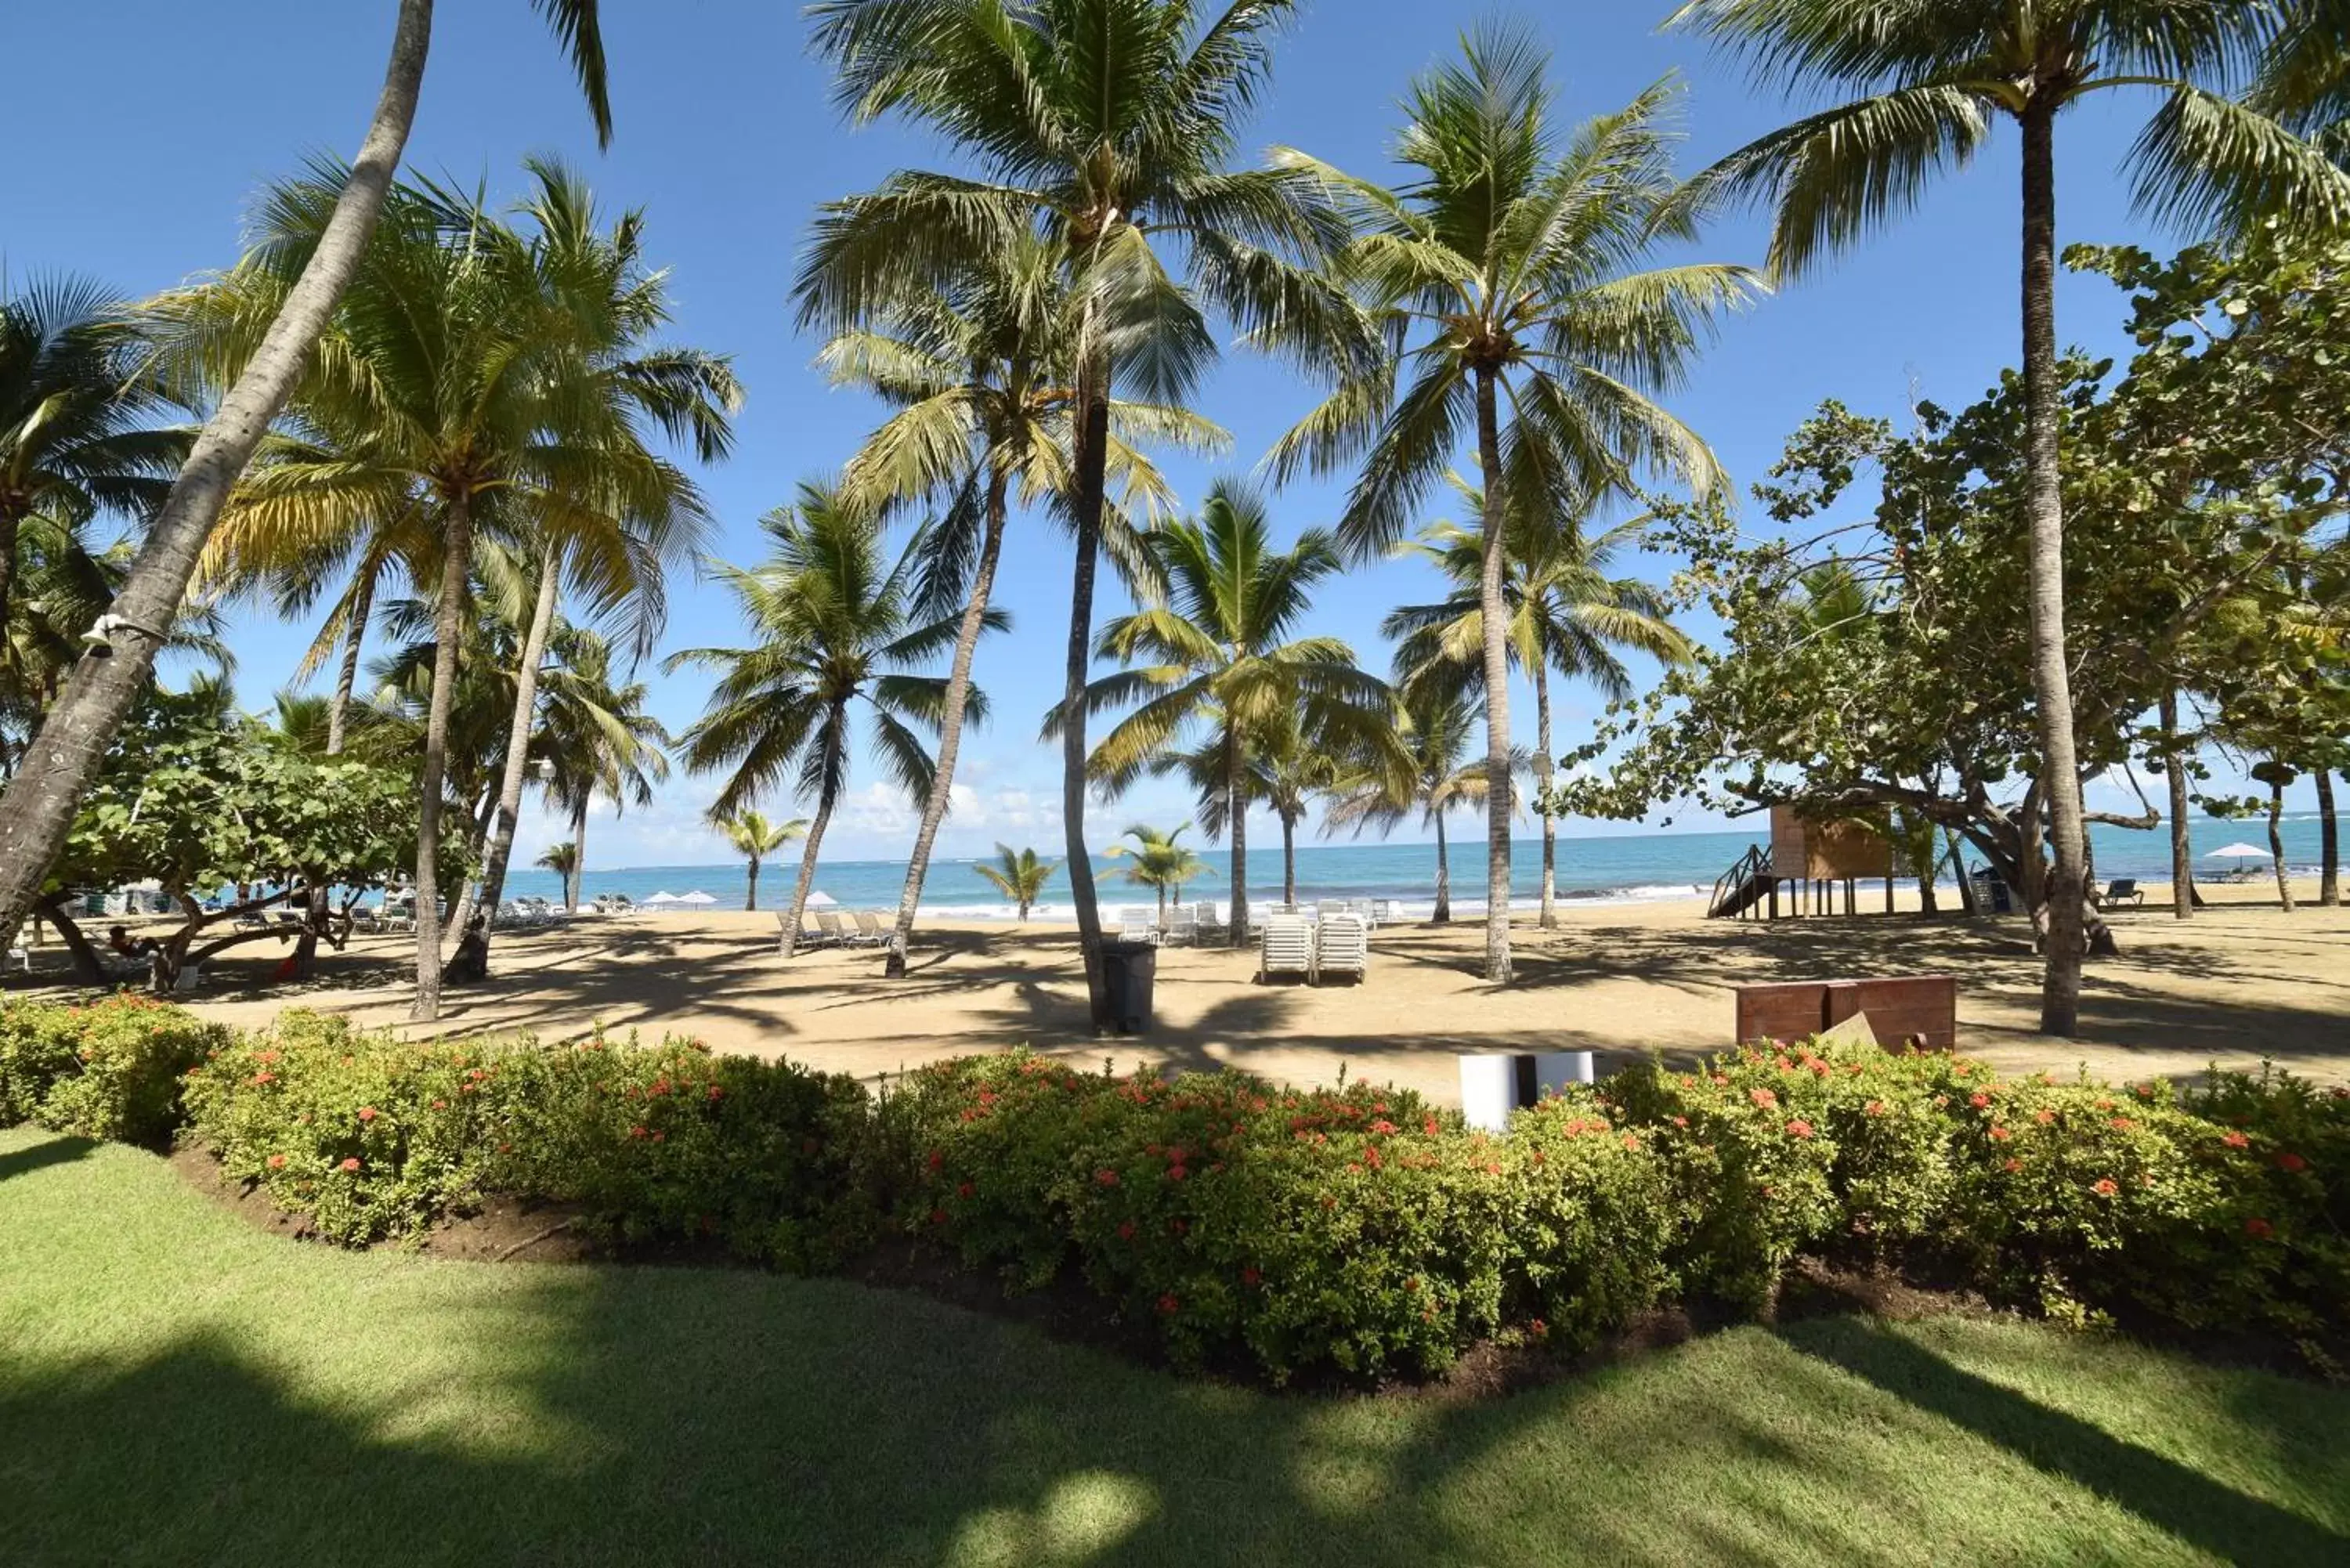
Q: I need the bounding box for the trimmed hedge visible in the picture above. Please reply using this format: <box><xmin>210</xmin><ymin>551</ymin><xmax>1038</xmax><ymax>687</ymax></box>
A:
<box><xmin>8</xmin><ymin>998</ymin><xmax>2346</xmax><ymax>1382</ymax></box>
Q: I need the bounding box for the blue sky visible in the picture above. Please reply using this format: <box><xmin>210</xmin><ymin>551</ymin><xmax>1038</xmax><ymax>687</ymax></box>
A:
<box><xmin>2</xmin><ymin>2</ymin><xmax>2301</xmax><ymax>868</ymax></box>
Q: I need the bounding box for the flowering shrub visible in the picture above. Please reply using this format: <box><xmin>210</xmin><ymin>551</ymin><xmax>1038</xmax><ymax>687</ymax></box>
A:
<box><xmin>185</xmin><ymin>1012</ymin><xmax>878</xmax><ymax>1263</ymax></box>
<box><xmin>14</xmin><ymin>994</ymin><xmax>2345</xmax><ymax>1382</ymax></box>
<box><xmin>900</xmin><ymin>1055</ymin><xmax>1676</xmax><ymax>1382</ymax></box>
<box><xmin>0</xmin><ymin>995</ymin><xmax>227</xmax><ymax>1144</ymax></box>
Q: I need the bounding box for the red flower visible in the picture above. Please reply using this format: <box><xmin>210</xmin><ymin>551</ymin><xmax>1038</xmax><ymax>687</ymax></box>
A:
<box><xmin>1423</xmin><ymin>1116</ymin><xmax>1441</xmax><ymax>1136</ymax></box>
<box><xmin>930</xmin><ymin>1208</ymin><xmax>949</xmax><ymax>1226</ymax></box>
<box><xmin>2095</xmin><ymin>1097</ymin><xmax>2115</xmax><ymax>1111</ymax></box>
<box><xmin>357</xmin><ymin>1106</ymin><xmax>378</xmax><ymax>1122</ymax></box>
<box><xmin>1970</xmin><ymin>1093</ymin><xmax>1990</xmax><ymax>1109</ymax></box>
<box><xmin>1989</xmin><ymin>1125</ymin><xmax>2011</xmax><ymax>1142</ymax></box>
<box><xmin>267</xmin><ymin>1154</ymin><xmax>287</xmax><ymax>1169</ymax></box>
<box><xmin>1369</xmin><ymin>1118</ymin><xmax>1398</xmax><ymax>1136</ymax></box>
<box><xmin>2277</xmin><ymin>1152</ymin><xmax>2308</xmax><ymax>1172</ymax></box>
<box><xmin>2034</xmin><ymin>1110</ymin><xmax>2055</xmax><ymax>1125</ymax></box>
<box><xmin>2092</xmin><ymin>1178</ymin><xmax>2119</xmax><ymax>1197</ymax></box>
<box><xmin>2245</xmin><ymin>1217</ymin><xmax>2273</xmax><ymax>1237</ymax></box>
<box><xmin>1785</xmin><ymin>1119</ymin><xmax>1814</xmax><ymax>1140</ymax></box>
<box><xmin>1156</xmin><ymin>1293</ymin><xmax>1180</xmax><ymax>1316</ymax></box>
<box><xmin>707</xmin><ymin>1085</ymin><xmax>725</xmax><ymax>1103</ymax></box>
<box><xmin>1095</xmin><ymin>1167</ymin><xmax>1120</xmax><ymax>1187</ymax></box>
<box><xmin>652</xmin><ymin>1131</ymin><xmax>665</xmax><ymax>1143</ymax></box>
<box><xmin>2110</xmin><ymin>1118</ymin><xmax>2135</xmax><ymax>1132</ymax></box>
<box><xmin>432</xmin><ymin>1099</ymin><xmax>448</xmax><ymax>1111</ymax></box>
<box><xmin>340</xmin><ymin>1157</ymin><xmax>362</xmax><ymax>1173</ymax></box>
<box><xmin>1528</xmin><ymin>1317</ymin><xmax>1549</xmax><ymax>1338</ymax></box>
<box><xmin>1671</xmin><ymin>1115</ymin><xmax>1689</xmax><ymax>1129</ymax></box>
<box><xmin>251</xmin><ymin>1071</ymin><xmax>276</xmax><ymax>1087</ymax></box>
<box><xmin>1622</xmin><ymin>1133</ymin><xmax>1640</xmax><ymax>1151</ymax></box>
<box><xmin>1241</xmin><ymin>1266</ymin><xmax>1262</xmax><ymax>1287</ymax></box>
<box><xmin>925</xmin><ymin>1150</ymin><xmax>944</xmax><ymax>1172</ymax></box>
<box><xmin>1864</xmin><ymin>1100</ymin><xmax>1887</xmax><ymax>1118</ymax></box>
<box><xmin>1484</xmin><ymin>1162</ymin><xmax>1504</xmax><ymax>1176</ymax></box>
<box><xmin>2222</xmin><ymin>1131</ymin><xmax>2250</xmax><ymax>1149</ymax></box>
<box><xmin>2002</xmin><ymin>1158</ymin><xmax>2022</xmax><ymax>1172</ymax></box>
<box><xmin>1117</xmin><ymin>1221</ymin><xmax>1137</xmax><ymax>1241</ymax></box>
<box><xmin>1749</xmin><ymin>1087</ymin><xmax>1778</xmax><ymax>1109</ymax></box>
<box><xmin>629</xmin><ymin>1125</ymin><xmax>649</xmax><ymax>1140</ymax></box>
<box><xmin>956</xmin><ymin>1181</ymin><xmax>974</xmax><ymax>1200</ymax></box>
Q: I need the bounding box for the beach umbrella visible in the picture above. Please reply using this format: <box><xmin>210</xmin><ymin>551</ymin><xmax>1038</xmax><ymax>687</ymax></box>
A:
<box><xmin>645</xmin><ymin>891</ymin><xmax>683</xmax><ymax>907</ymax></box>
<box><xmin>678</xmin><ymin>891</ymin><xmax>718</xmax><ymax>906</ymax></box>
<box><xmin>804</xmin><ymin>891</ymin><xmax>838</xmax><ymax>908</ymax></box>
<box><xmin>2204</xmin><ymin>843</ymin><xmax>2269</xmax><ymax>873</ymax></box>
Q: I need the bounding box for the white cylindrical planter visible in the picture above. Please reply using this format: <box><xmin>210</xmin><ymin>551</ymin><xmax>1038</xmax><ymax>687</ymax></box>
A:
<box><xmin>1536</xmin><ymin>1050</ymin><xmax>1595</xmax><ymax>1096</ymax></box>
<box><xmin>1458</xmin><ymin>1054</ymin><xmax>1520</xmax><ymax>1133</ymax></box>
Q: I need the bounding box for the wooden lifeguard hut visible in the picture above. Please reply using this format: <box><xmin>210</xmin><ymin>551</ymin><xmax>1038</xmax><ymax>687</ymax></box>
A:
<box><xmin>1710</xmin><ymin>806</ymin><xmax>1896</xmax><ymax>919</ymax></box>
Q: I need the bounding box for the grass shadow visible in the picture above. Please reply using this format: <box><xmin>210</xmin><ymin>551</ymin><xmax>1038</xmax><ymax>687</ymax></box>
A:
<box><xmin>0</xmin><ymin>1133</ymin><xmax>95</xmax><ymax>1183</ymax></box>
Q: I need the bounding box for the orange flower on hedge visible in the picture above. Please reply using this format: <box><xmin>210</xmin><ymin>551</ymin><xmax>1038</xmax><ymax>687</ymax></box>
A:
<box><xmin>2002</xmin><ymin>1158</ymin><xmax>2021</xmax><ymax>1172</ymax></box>
<box><xmin>1242</xmin><ymin>1266</ymin><xmax>1261</xmax><ymax>1286</ymax></box>
<box><xmin>2110</xmin><ymin>1117</ymin><xmax>2135</xmax><ymax>1132</ymax></box>
<box><xmin>2223</xmin><ymin>1131</ymin><xmax>2249</xmax><ymax>1149</ymax></box>
<box><xmin>2034</xmin><ymin>1110</ymin><xmax>2055</xmax><ymax>1125</ymax></box>
<box><xmin>432</xmin><ymin>1099</ymin><xmax>448</xmax><ymax>1111</ymax></box>
<box><xmin>267</xmin><ymin>1154</ymin><xmax>287</xmax><ymax>1169</ymax></box>
<box><xmin>357</xmin><ymin>1106</ymin><xmax>378</xmax><ymax>1122</ymax></box>
<box><xmin>2092</xmin><ymin>1178</ymin><xmax>2119</xmax><ymax>1196</ymax></box>
<box><xmin>956</xmin><ymin>1181</ymin><xmax>974</xmax><ymax>1200</ymax></box>
<box><xmin>1157</xmin><ymin>1293</ymin><xmax>1180</xmax><ymax>1316</ymax></box>
<box><xmin>1969</xmin><ymin>1093</ymin><xmax>1990</xmax><ymax>1109</ymax></box>
<box><xmin>2245</xmin><ymin>1217</ymin><xmax>2273</xmax><ymax>1237</ymax></box>
<box><xmin>1118</xmin><ymin>1221</ymin><xmax>1137</xmax><ymax>1241</ymax></box>
<box><xmin>2277</xmin><ymin>1152</ymin><xmax>2308</xmax><ymax>1172</ymax></box>
<box><xmin>1749</xmin><ymin>1087</ymin><xmax>1778</xmax><ymax>1109</ymax></box>
<box><xmin>1864</xmin><ymin>1100</ymin><xmax>1886</xmax><ymax>1117</ymax></box>
<box><xmin>1423</xmin><ymin>1116</ymin><xmax>1441</xmax><ymax>1136</ymax></box>
<box><xmin>340</xmin><ymin>1157</ymin><xmax>361</xmax><ymax>1172</ymax></box>
<box><xmin>1785</xmin><ymin>1119</ymin><xmax>1814</xmax><ymax>1140</ymax></box>
<box><xmin>1989</xmin><ymin>1125</ymin><xmax>2011</xmax><ymax>1141</ymax></box>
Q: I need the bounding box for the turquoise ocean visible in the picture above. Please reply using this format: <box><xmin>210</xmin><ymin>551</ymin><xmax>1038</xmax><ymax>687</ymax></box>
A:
<box><xmin>497</xmin><ymin>816</ymin><xmax>2335</xmax><ymax>919</ymax></box>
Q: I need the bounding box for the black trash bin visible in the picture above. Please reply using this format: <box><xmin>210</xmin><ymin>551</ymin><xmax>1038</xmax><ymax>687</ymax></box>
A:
<box><xmin>1101</xmin><ymin>940</ymin><xmax>1158</xmax><ymax>1034</ymax></box>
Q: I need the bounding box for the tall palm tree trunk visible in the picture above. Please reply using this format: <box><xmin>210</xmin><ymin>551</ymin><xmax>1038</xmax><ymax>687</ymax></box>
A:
<box><xmin>779</xmin><ymin>786</ymin><xmax>840</xmax><ymax>961</ymax></box>
<box><xmin>1433</xmin><ymin>811</ymin><xmax>1452</xmax><ymax>923</ymax></box>
<box><xmin>410</xmin><ymin>490</ymin><xmax>473</xmax><ymax>1022</ymax></box>
<box><xmin>1472</xmin><ymin>366</ymin><xmax>1514</xmax><ymax>982</ymax></box>
<box><xmin>2269</xmin><ymin>775</ymin><xmax>2295</xmax><ymax>912</ymax></box>
<box><xmin>745</xmin><ymin>854</ymin><xmax>761</xmax><ymax>912</ymax></box>
<box><xmin>1282</xmin><ymin>814</ymin><xmax>1297</xmax><ymax>906</ymax></box>
<box><xmin>2163</xmin><ymin>689</ymin><xmax>2195</xmax><ymax>920</ymax></box>
<box><xmin>887</xmin><ymin>470</ymin><xmax>1008</xmax><ymax>977</ymax></box>
<box><xmin>567</xmin><ymin>799</ymin><xmax>588</xmax><ymax>911</ymax></box>
<box><xmin>1950</xmin><ymin>829</ymin><xmax>1979</xmax><ymax>915</ymax></box>
<box><xmin>324</xmin><ymin>566</ymin><xmax>378</xmax><ymax>757</ymax></box>
<box><xmin>2317</xmin><ymin>768</ymin><xmax>2339</xmax><ymax>907</ymax></box>
<box><xmin>1062</xmin><ymin>355</ymin><xmax>1112</xmax><ymax>1027</ymax></box>
<box><xmin>1227</xmin><ymin>739</ymin><xmax>1250</xmax><ymax>948</ymax></box>
<box><xmin>0</xmin><ymin>0</ymin><xmax>434</xmax><ymax>947</ymax></box>
<box><xmin>468</xmin><ymin>553</ymin><xmax>562</xmax><ymax>955</ymax></box>
<box><xmin>2019</xmin><ymin>103</ymin><xmax>2089</xmax><ymax>1035</ymax></box>
<box><xmin>0</xmin><ymin>510</ymin><xmax>21</xmax><ymax>649</ymax></box>
<box><xmin>1535</xmin><ymin>661</ymin><xmax>1557</xmax><ymax>929</ymax></box>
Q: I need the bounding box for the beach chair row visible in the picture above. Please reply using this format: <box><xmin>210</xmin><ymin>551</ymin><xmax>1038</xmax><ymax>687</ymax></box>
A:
<box><xmin>1256</xmin><ymin>912</ymin><xmax>1369</xmax><ymax>985</ymax></box>
<box><xmin>778</xmin><ymin>908</ymin><xmax>896</xmax><ymax>953</ymax></box>
<box><xmin>1124</xmin><ymin>898</ymin><xmax>1399</xmax><ymax>946</ymax></box>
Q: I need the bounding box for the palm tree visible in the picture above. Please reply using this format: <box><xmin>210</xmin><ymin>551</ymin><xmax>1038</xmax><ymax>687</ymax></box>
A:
<box><xmin>158</xmin><ymin>163</ymin><xmax>734</xmax><ymax>1015</ymax></box>
<box><xmin>668</xmin><ymin>481</ymin><xmax>992</xmax><ymax>958</ymax></box>
<box><xmin>1238</xmin><ymin>710</ymin><xmax>1340</xmax><ymax>909</ymax></box>
<box><xmin>0</xmin><ymin>0</ymin><xmax>616</xmax><ymax>950</ymax></box>
<box><xmin>1386</xmin><ymin>479</ymin><xmax>1692</xmax><ymax>929</ymax></box>
<box><xmin>974</xmin><ymin>844</ymin><xmax>1059</xmax><ymax>923</ymax></box>
<box><xmin>822</xmin><ymin>234</ymin><xmax>1213</xmax><ymax>975</ymax></box>
<box><xmin>1105</xmin><ymin>822</ymin><xmax>1215</xmax><ymax>930</ymax></box>
<box><xmin>0</xmin><ymin>277</ymin><xmax>181</xmax><ymax>663</ymax></box>
<box><xmin>537</xmin><ymin>630</ymin><xmax>670</xmax><ymax>913</ymax></box>
<box><xmin>533</xmin><ymin>841</ymin><xmax>580</xmax><ymax>911</ymax></box>
<box><xmin>801</xmin><ymin>0</ymin><xmax>1358</xmax><ymax>1028</ymax></box>
<box><xmin>1271</xmin><ymin>27</ymin><xmax>1754</xmax><ymax>983</ymax></box>
<box><xmin>1053</xmin><ymin>481</ymin><xmax>1398</xmax><ymax>949</ymax></box>
<box><xmin>1669</xmin><ymin>2</ymin><xmax>2350</xmax><ymax>1033</ymax></box>
<box><xmin>1325</xmin><ymin>688</ymin><xmax>1509</xmax><ymax>926</ymax></box>
<box><xmin>712</xmin><ymin>809</ymin><xmax>809</xmax><ymax>912</ymax></box>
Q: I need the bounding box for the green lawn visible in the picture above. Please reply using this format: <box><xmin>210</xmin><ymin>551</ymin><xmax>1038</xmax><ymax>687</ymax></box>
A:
<box><xmin>2</xmin><ymin>1128</ymin><xmax>2347</xmax><ymax>1568</ymax></box>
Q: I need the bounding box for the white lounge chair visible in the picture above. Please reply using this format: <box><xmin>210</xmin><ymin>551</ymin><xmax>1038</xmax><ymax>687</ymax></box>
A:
<box><xmin>1165</xmin><ymin>906</ymin><xmax>1196</xmax><ymax>946</ymax></box>
<box><xmin>9</xmin><ymin>946</ymin><xmax>28</xmax><ymax>974</ymax></box>
<box><xmin>1316</xmin><ymin>899</ymin><xmax>1350</xmax><ymax>923</ymax></box>
<box><xmin>1118</xmin><ymin>906</ymin><xmax>1157</xmax><ymax>945</ymax></box>
<box><xmin>1258</xmin><ymin>915</ymin><xmax>1315</xmax><ymax>983</ymax></box>
<box><xmin>1347</xmin><ymin>898</ymin><xmax>1377</xmax><ymax>929</ymax></box>
<box><xmin>814</xmin><ymin>910</ymin><xmax>857</xmax><ymax>947</ymax></box>
<box><xmin>779</xmin><ymin>909</ymin><xmax>833</xmax><ymax>954</ymax></box>
<box><xmin>850</xmin><ymin>910</ymin><xmax>892</xmax><ymax>947</ymax></box>
<box><xmin>1372</xmin><ymin>899</ymin><xmax>1401</xmax><ymax>924</ymax></box>
<box><xmin>1192</xmin><ymin>901</ymin><xmax>1225</xmax><ymax>945</ymax></box>
<box><xmin>1315</xmin><ymin>913</ymin><xmax>1370</xmax><ymax>984</ymax></box>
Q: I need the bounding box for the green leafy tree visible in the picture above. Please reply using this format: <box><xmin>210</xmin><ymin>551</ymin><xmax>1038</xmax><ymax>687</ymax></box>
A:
<box><xmin>0</xmin><ymin>0</ymin><xmax>614</xmax><ymax>954</ymax></box>
<box><xmin>533</xmin><ymin>840</ymin><xmax>580</xmax><ymax>910</ymax></box>
<box><xmin>712</xmin><ymin>809</ymin><xmax>809</xmax><ymax>912</ymax></box>
<box><xmin>668</xmin><ymin>481</ymin><xmax>993</xmax><ymax>957</ymax></box>
<box><xmin>1052</xmin><ymin>481</ymin><xmax>1398</xmax><ymax>948</ymax></box>
<box><xmin>42</xmin><ymin>690</ymin><xmax>447</xmax><ymax>991</ymax></box>
<box><xmin>536</xmin><ymin>630</ymin><xmax>670</xmax><ymax>912</ymax></box>
<box><xmin>801</xmin><ymin>0</ymin><xmax>1357</xmax><ymax>1028</ymax></box>
<box><xmin>1271</xmin><ymin>26</ymin><xmax>1750</xmax><ymax>981</ymax></box>
<box><xmin>1386</xmin><ymin>477</ymin><xmax>1691</xmax><ymax>928</ymax></box>
<box><xmin>974</xmin><ymin>844</ymin><xmax>1059</xmax><ymax>923</ymax></box>
<box><xmin>1104</xmin><ymin>821</ymin><xmax>1215</xmax><ymax>930</ymax></box>
<box><xmin>1670</xmin><ymin>0</ymin><xmax>2350</xmax><ymax>1033</ymax></box>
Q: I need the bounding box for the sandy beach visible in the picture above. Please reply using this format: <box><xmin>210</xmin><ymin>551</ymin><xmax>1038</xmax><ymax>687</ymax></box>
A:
<box><xmin>25</xmin><ymin>877</ymin><xmax>2344</xmax><ymax>1105</ymax></box>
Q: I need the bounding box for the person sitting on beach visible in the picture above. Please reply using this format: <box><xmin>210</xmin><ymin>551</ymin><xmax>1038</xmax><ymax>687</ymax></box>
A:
<box><xmin>107</xmin><ymin>925</ymin><xmax>161</xmax><ymax>959</ymax></box>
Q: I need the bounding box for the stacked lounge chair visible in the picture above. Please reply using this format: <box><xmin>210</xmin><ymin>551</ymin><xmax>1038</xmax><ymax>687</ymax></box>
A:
<box><xmin>1258</xmin><ymin>915</ymin><xmax>1315</xmax><ymax>983</ymax></box>
<box><xmin>1315</xmin><ymin>913</ymin><xmax>1370</xmax><ymax>983</ymax></box>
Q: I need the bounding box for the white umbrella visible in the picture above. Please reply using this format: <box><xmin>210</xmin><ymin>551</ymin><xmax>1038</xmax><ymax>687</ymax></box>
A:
<box><xmin>644</xmin><ymin>890</ymin><xmax>683</xmax><ymax>907</ymax></box>
<box><xmin>804</xmin><ymin>890</ymin><xmax>838</xmax><ymax>909</ymax></box>
<box><xmin>2205</xmin><ymin>842</ymin><xmax>2270</xmax><ymax>873</ymax></box>
<box><xmin>678</xmin><ymin>890</ymin><xmax>718</xmax><ymax>906</ymax></box>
